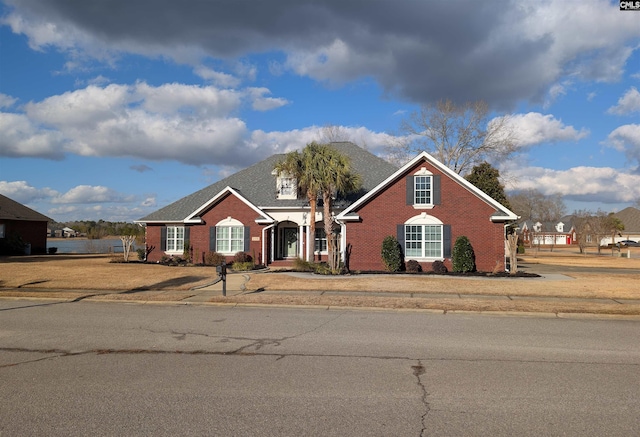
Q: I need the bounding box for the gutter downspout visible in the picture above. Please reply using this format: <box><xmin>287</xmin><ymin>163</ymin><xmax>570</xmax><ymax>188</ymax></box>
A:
<box><xmin>262</xmin><ymin>222</ymin><xmax>277</xmax><ymax>266</ymax></box>
<box><xmin>335</xmin><ymin>217</ymin><xmax>347</xmax><ymax>265</ymax></box>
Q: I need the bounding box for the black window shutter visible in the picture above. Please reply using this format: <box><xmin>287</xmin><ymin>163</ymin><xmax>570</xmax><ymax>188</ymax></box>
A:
<box><xmin>244</xmin><ymin>226</ymin><xmax>251</xmax><ymax>252</ymax></box>
<box><xmin>160</xmin><ymin>227</ymin><xmax>167</xmax><ymax>251</ymax></box>
<box><xmin>397</xmin><ymin>224</ymin><xmax>405</xmax><ymax>255</ymax></box>
<box><xmin>433</xmin><ymin>175</ymin><xmax>441</xmax><ymax>205</ymax></box>
<box><xmin>406</xmin><ymin>175</ymin><xmax>414</xmax><ymax>205</ymax></box>
<box><xmin>443</xmin><ymin>225</ymin><xmax>451</xmax><ymax>258</ymax></box>
<box><xmin>209</xmin><ymin>227</ymin><xmax>216</xmax><ymax>251</ymax></box>
<box><xmin>184</xmin><ymin>227</ymin><xmax>190</xmax><ymax>243</ymax></box>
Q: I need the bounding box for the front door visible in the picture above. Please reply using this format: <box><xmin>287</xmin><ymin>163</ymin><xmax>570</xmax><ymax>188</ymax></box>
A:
<box><xmin>283</xmin><ymin>228</ymin><xmax>298</xmax><ymax>258</ymax></box>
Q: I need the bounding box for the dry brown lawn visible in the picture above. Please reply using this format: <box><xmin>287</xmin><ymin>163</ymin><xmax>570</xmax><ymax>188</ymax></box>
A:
<box><xmin>1</xmin><ymin>248</ymin><xmax>639</xmax><ymax>315</ymax></box>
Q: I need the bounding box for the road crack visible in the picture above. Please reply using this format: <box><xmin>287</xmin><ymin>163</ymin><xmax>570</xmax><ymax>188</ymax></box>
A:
<box><xmin>411</xmin><ymin>360</ymin><xmax>430</xmax><ymax>437</ymax></box>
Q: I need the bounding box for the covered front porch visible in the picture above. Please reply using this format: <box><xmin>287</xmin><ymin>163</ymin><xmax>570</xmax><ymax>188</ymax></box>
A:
<box><xmin>264</xmin><ymin>220</ymin><xmax>330</xmax><ymax>266</ymax></box>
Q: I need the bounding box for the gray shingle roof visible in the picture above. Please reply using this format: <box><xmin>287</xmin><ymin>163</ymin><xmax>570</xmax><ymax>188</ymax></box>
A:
<box><xmin>613</xmin><ymin>207</ymin><xmax>640</xmax><ymax>233</ymax></box>
<box><xmin>138</xmin><ymin>142</ymin><xmax>398</xmax><ymax>222</ymax></box>
<box><xmin>0</xmin><ymin>194</ymin><xmax>51</xmax><ymax>222</ymax></box>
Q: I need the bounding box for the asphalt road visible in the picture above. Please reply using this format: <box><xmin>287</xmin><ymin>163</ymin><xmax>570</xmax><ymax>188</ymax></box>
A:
<box><xmin>1</xmin><ymin>300</ymin><xmax>639</xmax><ymax>436</ymax></box>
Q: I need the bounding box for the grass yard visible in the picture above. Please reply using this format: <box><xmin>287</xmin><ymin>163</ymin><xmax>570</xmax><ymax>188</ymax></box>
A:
<box><xmin>1</xmin><ymin>247</ymin><xmax>639</xmax><ymax>315</ymax></box>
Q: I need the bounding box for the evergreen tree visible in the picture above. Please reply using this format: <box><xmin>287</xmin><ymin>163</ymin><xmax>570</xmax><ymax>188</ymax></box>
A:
<box><xmin>465</xmin><ymin>162</ymin><xmax>511</xmax><ymax>209</ymax></box>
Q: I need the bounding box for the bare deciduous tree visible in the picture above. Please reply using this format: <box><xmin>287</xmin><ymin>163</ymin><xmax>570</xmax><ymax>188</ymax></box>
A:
<box><xmin>389</xmin><ymin>99</ymin><xmax>517</xmax><ymax>175</ymax></box>
<box><xmin>508</xmin><ymin>189</ymin><xmax>566</xmax><ymax>223</ymax></box>
<box><xmin>120</xmin><ymin>235</ymin><xmax>136</xmax><ymax>262</ymax></box>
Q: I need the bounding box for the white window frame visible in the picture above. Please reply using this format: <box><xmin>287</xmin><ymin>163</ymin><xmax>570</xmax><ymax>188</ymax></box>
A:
<box><xmin>166</xmin><ymin>226</ymin><xmax>184</xmax><ymax>254</ymax></box>
<box><xmin>413</xmin><ymin>167</ymin><xmax>434</xmax><ymax>209</ymax></box>
<box><xmin>404</xmin><ymin>213</ymin><xmax>444</xmax><ymax>260</ymax></box>
<box><xmin>315</xmin><ymin>227</ymin><xmax>327</xmax><ymax>253</ymax></box>
<box><xmin>215</xmin><ymin>217</ymin><xmax>244</xmax><ymax>254</ymax></box>
<box><xmin>276</xmin><ymin>172</ymin><xmax>298</xmax><ymax>200</ymax></box>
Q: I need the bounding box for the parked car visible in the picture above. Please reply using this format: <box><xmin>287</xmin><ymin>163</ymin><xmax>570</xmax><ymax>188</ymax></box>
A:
<box><xmin>619</xmin><ymin>240</ymin><xmax>640</xmax><ymax>247</ymax></box>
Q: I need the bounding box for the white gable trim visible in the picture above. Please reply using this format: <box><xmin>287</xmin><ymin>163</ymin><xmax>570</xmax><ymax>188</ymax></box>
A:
<box><xmin>336</xmin><ymin>151</ymin><xmax>518</xmax><ymax>222</ymax></box>
<box><xmin>184</xmin><ymin>186</ymin><xmax>275</xmax><ymax>224</ymax></box>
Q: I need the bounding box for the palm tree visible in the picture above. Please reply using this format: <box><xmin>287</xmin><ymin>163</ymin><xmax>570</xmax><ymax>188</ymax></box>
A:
<box><xmin>315</xmin><ymin>145</ymin><xmax>361</xmax><ymax>273</ymax></box>
<box><xmin>274</xmin><ymin>142</ymin><xmax>324</xmax><ymax>261</ymax></box>
<box><xmin>274</xmin><ymin>142</ymin><xmax>361</xmax><ymax>271</ymax></box>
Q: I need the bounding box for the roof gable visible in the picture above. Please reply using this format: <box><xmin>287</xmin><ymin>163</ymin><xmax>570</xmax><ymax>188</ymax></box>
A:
<box><xmin>0</xmin><ymin>194</ymin><xmax>51</xmax><ymax>222</ymax></box>
<box><xmin>337</xmin><ymin>151</ymin><xmax>518</xmax><ymax>222</ymax></box>
<box><xmin>184</xmin><ymin>186</ymin><xmax>274</xmax><ymax>224</ymax></box>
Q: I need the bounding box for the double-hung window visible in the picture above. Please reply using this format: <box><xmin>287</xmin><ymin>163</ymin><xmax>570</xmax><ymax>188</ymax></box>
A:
<box><xmin>216</xmin><ymin>226</ymin><xmax>244</xmax><ymax>253</ymax></box>
<box><xmin>166</xmin><ymin>226</ymin><xmax>185</xmax><ymax>252</ymax></box>
<box><xmin>315</xmin><ymin>228</ymin><xmax>327</xmax><ymax>253</ymax></box>
<box><xmin>405</xmin><ymin>224</ymin><xmax>443</xmax><ymax>259</ymax></box>
<box><xmin>414</xmin><ymin>175</ymin><xmax>432</xmax><ymax>205</ymax></box>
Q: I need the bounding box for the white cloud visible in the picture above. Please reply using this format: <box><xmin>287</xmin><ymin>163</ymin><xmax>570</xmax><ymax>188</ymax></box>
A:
<box><xmin>607</xmin><ymin>87</ymin><xmax>640</xmax><ymax>115</ymax></box>
<box><xmin>0</xmin><ymin>112</ymin><xmax>66</xmax><ymax>159</ymax></box>
<box><xmin>51</xmin><ymin>185</ymin><xmax>134</xmax><ymax>204</ymax></box>
<box><xmin>500</xmin><ymin>112</ymin><xmax>589</xmax><ymax>148</ymax></box>
<box><xmin>0</xmin><ymin>94</ymin><xmax>18</xmax><ymax>109</ymax></box>
<box><xmin>604</xmin><ymin>124</ymin><xmax>640</xmax><ymax>166</ymax></box>
<box><xmin>507</xmin><ymin>165</ymin><xmax>640</xmax><ymax>204</ymax></box>
<box><xmin>193</xmin><ymin>66</ymin><xmax>241</xmax><ymax>88</ymax></box>
<box><xmin>0</xmin><ymin>180</ymin><xmax>59</xmax><ymax>204</ymax></box>
<box><xmin>2</xmin><ymin>82</ymin><xmax>252</xmax><ymax>166</ymax></box>
<box><xmin>247</xmin><ymin>87</ymin><xmax>290</xmax><ymax>111</ymax></box>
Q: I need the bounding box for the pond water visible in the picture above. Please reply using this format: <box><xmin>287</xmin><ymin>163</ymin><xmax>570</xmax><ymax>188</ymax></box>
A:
<box><xmin>47</xmin><ymin>238</ymin><xmax>140</xmax><ymax>254</ymax></box>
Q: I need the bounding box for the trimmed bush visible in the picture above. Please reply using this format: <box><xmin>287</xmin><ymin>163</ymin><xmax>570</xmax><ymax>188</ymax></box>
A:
<box><xmin>452</xmin><ymin>236</ymin><xmax>476</xmax><ymax>273</ymax></box>
<box><xmin>204</xmin><ymin>251</ymin><xmax>225</xmax><ymax>266</ymax></box>
<box><xmin>233</xmin><ymin>251</ymin><xmax>252</xmax><ymax>263</ymax></box>
<box><xmin>405</xmin><ymin>259</ymin><xmax>422</xmax><ymax>273</ymax></box>
<box><xmin>48</xmin><ymin>247</ymin><xmax>58</xmax><ymax>255</ymax></box>
<box><xmin>381</xmin><ymin>236</ymin><xmax>403</xmax><ymax>272</ymax></box>
<box><xmin>431</xmin><ymin>260</ymin><xmax>448</xmax><ymax>274</ymax></box>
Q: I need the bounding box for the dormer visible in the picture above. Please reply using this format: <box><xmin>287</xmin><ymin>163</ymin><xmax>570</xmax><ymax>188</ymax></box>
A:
<box><xmin>555</xmin><ymin>222</ymin><xmax>564</xmax><ymax>232</ymax></box>
<box><xmin>533</xmin><ymin>222</ymin><xmax>542</xmax><ymax>232</ymax></box>
<box><xmin>273</xmin><ymin>170</ymin><xmax>298</xmax><ymax>200</ymax></box>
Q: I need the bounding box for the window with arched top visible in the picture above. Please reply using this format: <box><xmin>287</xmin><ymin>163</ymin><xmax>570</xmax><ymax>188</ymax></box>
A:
<box><xmin>399</xmin><ymin>213</ymin><xmax>449</xmax><ymax>260</ymax></box>
<box><xmin>214</xmin><ymin>217</ymin><xmax>247</xmax><ymax>254</ymax></box>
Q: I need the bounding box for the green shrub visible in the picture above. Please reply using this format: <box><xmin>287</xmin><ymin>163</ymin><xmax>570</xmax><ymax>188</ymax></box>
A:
<box><xmin>312</xmin><ymin>262</ymin><xmax>332</xmax><ymax>275</ymax></box>
<box><xmin>292</xmin><ymin>257</ymin><xmax>314</xmax><ymax>272</ymax></box>
<box><xmin>405</xmin><ymin>259</ymin><xmax>422</xmax><ymax>273</ymax></box>
<box><xmin>231</xmin><ymin>261</ymin><xmax>254</xmax><ymax>271</ymax></box>
<box><xmin>204</xmin><ymin>251</ymin><xmax>225</xmax><ymax>266</ymax></box>
<box><xmin>431</xmin><ymin>260</ymin><xmax>448</xmax><ymax>274</ymax></box>
<box><xmin>136</xmin><ymin>248</ymin><xmax>146</xmax><ymax>260</ymax></box>
<box><xmin>517</xmin><ymin>243</ymin><xmax>525</xmax><ymax>254</ymax></box>
<box><xmin>48</xmin><ymin>247</ymin><xmax>58</xmax><ymax>255</ymax></box>
<box><xmin>381</xmin><ymin>236</ymin><xmax>403</xmax><ymax>272</ymax></box>
<box><xmin>452</xmin><ymin>236</ymin><xmax>476</xmax><ymax>273</ymax></box>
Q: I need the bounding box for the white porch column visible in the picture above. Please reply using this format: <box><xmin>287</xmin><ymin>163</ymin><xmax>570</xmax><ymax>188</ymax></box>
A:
<box><xmin>299</xmin><ymin>225</ymin><xmax>304</xmax><ymax>259</ymax></box>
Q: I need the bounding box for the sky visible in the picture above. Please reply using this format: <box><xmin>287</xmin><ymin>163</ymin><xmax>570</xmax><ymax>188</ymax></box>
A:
<box><xmin>1</xmin><ymin>0</ymin><xmax>640</xmax><ymax>224</ymax></box>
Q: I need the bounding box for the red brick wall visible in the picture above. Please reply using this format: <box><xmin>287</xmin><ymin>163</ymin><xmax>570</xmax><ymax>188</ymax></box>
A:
<box><xmin>345</xmin><ymin>159</ymin><xmax>507</xmax><ymax>272</ymax></box>
<box><xmin>0</xmin><ymin>220</ymin><xmax>48</xmax><ymax>254</ymax></box>
<box><xmin>145</xmin><ymin>193</ymin><xmax>266</xmax><ymax>264</ymax></box>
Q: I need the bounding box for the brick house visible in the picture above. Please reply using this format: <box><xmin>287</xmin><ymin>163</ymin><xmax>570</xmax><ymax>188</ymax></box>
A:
<box><xmin>137</xmin><ymin>142</ymin><xmax>518</xmax><ymax>271</ymax></box>
<box><xmin>0</xmin><ymin>193</ymin><xmax>51</xmax><ymax>255</ymax></box>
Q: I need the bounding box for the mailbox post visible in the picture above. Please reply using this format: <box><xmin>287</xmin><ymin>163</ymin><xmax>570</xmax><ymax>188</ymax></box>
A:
<box><xmin>216</xmin><ymin>262</ymin><xmax>227</xmax><ymax>296</ymax></box>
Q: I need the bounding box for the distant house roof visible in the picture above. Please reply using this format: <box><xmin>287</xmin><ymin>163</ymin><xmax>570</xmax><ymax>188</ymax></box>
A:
<box><xmin>0</xmin><ymin>194</ymin><xmax>51</xmax><ymax>222</ymax></box>
<box><xmin>138</xmin><ymin>142</ymin><xmax>399</xmax><ymax>223</ymax></box>
<box><xmin>613</xmin><ymin>207</ymin><xmax>640</xmax><ymax>233</ymax></box>
<box><xmin>519</xmin><ymin>217</ymin><xmax>575</xmax><ymax>233</ymax></box>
